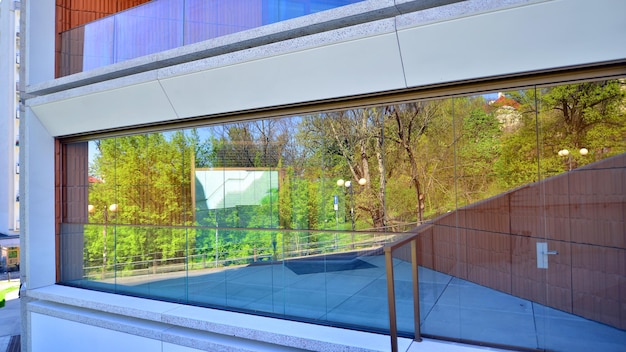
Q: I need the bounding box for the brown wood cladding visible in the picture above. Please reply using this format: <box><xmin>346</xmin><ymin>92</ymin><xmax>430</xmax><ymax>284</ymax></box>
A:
<box><xmin>55</xmin><ymin>0</ymin><xmax>150</xmax><ymax>77</ymax></box>
<box><xmin>405</xmin><ymin>153</ymin><xmax>626</xmax><ymax>330</ymax></box>
<box><xmin>59</xmin><ymin>142</ymin><xmax>90</xmax><ymax>281</ymax></box>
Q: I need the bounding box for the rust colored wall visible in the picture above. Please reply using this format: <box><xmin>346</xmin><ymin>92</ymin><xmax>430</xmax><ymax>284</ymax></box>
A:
<box><xmin>58</xmin><ymin>142</ymin><xmax>89</xmax><ymax>281</ymax></box>
<box><xmin>404</xmin><ymin>153</ymin><xmax>626</xmax><ymax>330</ymax></box>
<box><xmin>55</xmin><ymin>0</ymin><xmax>150</xmax><ymax>77</ymax></box>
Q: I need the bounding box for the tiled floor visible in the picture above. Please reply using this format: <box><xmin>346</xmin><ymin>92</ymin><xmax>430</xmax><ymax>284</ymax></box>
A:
<box><xmin>84</xmin><ymin>254</ymin><xmax>626</xmax><ymax>352</ymax></box>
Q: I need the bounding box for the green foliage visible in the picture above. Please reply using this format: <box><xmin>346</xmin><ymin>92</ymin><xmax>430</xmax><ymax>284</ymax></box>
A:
<box><xmin>84</xmin><ymin>80</ymin><xmax>625</xmax><ymax>274</ymax></box>
<box><xmin>0</xmin><ymin>286</ymin><xmax>18</xmax><ymax>308</ymax></box>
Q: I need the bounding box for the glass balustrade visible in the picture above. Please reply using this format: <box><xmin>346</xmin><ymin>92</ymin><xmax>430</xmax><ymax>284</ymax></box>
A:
<box><xmin>59</xmin><ymin>0</ymin><xmax>365</xmax><ymax>76</ymax></box>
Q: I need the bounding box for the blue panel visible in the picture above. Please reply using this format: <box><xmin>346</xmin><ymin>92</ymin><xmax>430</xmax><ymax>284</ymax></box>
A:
<box><xmin>263</xmin><ymin>0</ymin><xmax>363</xmax><ymax>24</ymax></box>
<box><xmin>83</xmin><ymin>17</ymin><xmax>115</xmax><ymax>71</ymax></box>
<box><xmin>114</xmin><ymin>0</ymin><xmax>184</xmax><ymax>62</ymax></box>
<box><xmin>184</xmin><ymin>0</ymin><xmax>264</xmax><ymax>46</ymax></box>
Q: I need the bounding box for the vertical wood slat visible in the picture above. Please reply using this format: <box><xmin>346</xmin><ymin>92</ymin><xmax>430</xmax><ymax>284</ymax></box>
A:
<box><xmin>59</xmin><ymin>142</ymin><xmax>89</xmax><ymax>282</ymax></box>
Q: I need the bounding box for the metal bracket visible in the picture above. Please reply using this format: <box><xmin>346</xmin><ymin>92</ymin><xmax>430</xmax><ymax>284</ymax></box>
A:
<box><xmin>537</xmin><ymin>242</ymin><xmax>558</xmax><ymax>269</ymax></box>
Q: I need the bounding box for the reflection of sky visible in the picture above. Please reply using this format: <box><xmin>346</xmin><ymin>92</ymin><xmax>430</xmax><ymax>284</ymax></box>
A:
<box><xmin>88</xmin><ymin>140</ymin><xmax>98</xmax><ymax>168</ymax></box>
<box><xmin>482</xmin><ymin>92</ymin><xmax>499</xmax><ymax>101</ymax></box>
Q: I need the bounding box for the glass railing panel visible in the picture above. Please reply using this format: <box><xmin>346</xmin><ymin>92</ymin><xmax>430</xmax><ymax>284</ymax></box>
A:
<box><xmin>59</xmin><ymin>0</ymin><xmax>366</xmax><ymax>76</ymax></box>
<box><xmin>114</xmin><ymin>0</ymin><xmax>184</xmax><ymax>63</ymax></box>
<box><xmin>264</xmin><ymin>0</ymin><xmax>364</xmax><ymax>23</ymax></box>
<box><xmin>323</xmin><ymin>232</ymin><xmax>390</xmax><ymax>330</ymax></box>
<box><xmin>183</xmin><ymin>0</ymin><xmax>263</xmax><ymax>46</ymax></box>
<box><xmin>113</xmin><ymin>226</ymin><xmax>189</xmax><ymax>303</ymax></box>
<box><xmin>82</xmin><ymin>16</ymin><xmax>115</xmax><ymax>73</ymax></box>
<box><xmin>59</xmin><ymin>223</ymin><xmax>398</xmax><ymax>331</ymax></box>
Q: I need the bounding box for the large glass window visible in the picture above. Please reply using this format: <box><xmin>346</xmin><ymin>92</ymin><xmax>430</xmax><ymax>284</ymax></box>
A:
<box><xmin>60</xmin><ymin>79</ymin><xmax>626</xmax><ymax>351</ymax></box>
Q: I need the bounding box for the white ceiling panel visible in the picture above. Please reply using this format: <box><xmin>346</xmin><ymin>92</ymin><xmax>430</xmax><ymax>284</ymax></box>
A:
<box><xmin>30</xmin><ymin>80</ymin><xmax>178</xmax><ymax>137</ymax></box>
<box><xmin>159</xmin><ymin>33</ymin><xmax>406</xmax><ymax>119</ymax></box>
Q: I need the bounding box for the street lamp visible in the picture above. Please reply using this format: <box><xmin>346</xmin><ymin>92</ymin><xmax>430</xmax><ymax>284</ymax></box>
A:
<box><xmin>88</xmin><ymin>203</ymin><xmax>118</xmax><ymax>279</ymax></box>
<box><xmin>558</xmin><ymin>148</ymin><xmax>588</xmax><ymax>171</ymax></box>
<box><xmin>336</xmin><ymin>178</ymin><xmax>367</xmax><ymax>232</ymax></box>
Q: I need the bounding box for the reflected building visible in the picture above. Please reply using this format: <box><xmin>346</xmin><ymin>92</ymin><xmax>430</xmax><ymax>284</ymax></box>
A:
<box><xmin>19</xmin><ymin>1</ymin><xmax>626</xmax><ymax>352</ymax></box>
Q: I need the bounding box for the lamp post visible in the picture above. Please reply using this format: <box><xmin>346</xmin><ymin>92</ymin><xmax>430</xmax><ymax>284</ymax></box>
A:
<box><xmin>337</xmin><ymin>178</ymin><xmax>367</xmax><ymax>248</ymax></box>
<box><xmin>558</xmin><ymin>148</ymin><xmax>588</xmax><ymax>171</ymax></box>
<box><xmin>88</xmin><ymin>203</ymin><xmax>118</xmax><ymax>279</ymax></box>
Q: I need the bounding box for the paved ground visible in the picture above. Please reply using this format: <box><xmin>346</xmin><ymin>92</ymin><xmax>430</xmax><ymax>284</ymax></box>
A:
<box><xmin>69</xmin><ymin>255</ymin><xmax>626</xmax><ymax>352</ymax></box>
<box><xmin>0</xmin><ymin>276</ymin><xmax>21</xmax><ymax>352</ymax></box>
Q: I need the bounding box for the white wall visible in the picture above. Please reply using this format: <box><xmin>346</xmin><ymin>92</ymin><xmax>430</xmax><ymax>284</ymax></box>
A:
<box><xmin>20</xmin><ymin>107</ymin><xmax>55</xmax><ymax>290</ymax></box>
<box><xmin>32</xmin><ymin>313</ymin><xmax>163</xmax><ymax>352</ymax></box>
<box><xmin>0</xmin><ymin>0</ymin><xmax>17</xmax><ymax>234</ymax></box>
<box><xmin>22</xmin><ymin>0</ymin><xmax>55</xmax><ymax>86</ymax></box>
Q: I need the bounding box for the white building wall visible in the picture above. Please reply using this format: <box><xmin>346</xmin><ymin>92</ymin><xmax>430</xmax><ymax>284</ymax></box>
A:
<box><xmin>20</xmin><ymin>0</ymin><xmax>626</xmax><ymax>351</ymax></box>
<box><xmin>0</xmin><ymin>0</ymin><xmax>20</xmax><ymax>235</ymax></box>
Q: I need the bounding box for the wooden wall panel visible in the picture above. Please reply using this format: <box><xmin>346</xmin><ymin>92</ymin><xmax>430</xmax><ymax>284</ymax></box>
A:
<box><xmin>509</xmin><ymin>185</ymin><xmax>543</xmax><ymax>238</ymax></box>
<box><xmin>465</xmin><ymin>230</ymin><xmax>512</xmax><ymax>294</ymax></box>
<box><xmin>59</xmin><ymin>142</ymin><xmax>89</xmax><ymax>281</ymax></box>
<box><xmin>571</xmin><ymin>244</ymin><xmax>626</xmax><ymax>329</ymax></box>
<box><xmin>399</xmin><ymin>153</ymin><xmax>626</xmax><ymax>330</ymax></box>
<box><xmin>542</xmin><ymin>173</ymin><xmax>571</xmax><ymax>241</ymax></box>
<box><xmin>511</xmin><ymin>236</ymin><xmax>547</xmax><ymax>305</ymax></box>
<box><xmin>432</xmin><ymin>221</ymin><xmax>467</xmax><ymax>280</ymax></box>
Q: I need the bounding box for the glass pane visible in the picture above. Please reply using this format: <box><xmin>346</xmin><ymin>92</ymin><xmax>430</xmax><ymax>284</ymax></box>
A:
<box><xmin>114</xmin><ymin>0</ymin><xmax>184</xmax><ymax>62</ymax></box>
<box><xmin>59</xmin><ymin>79</ymin><xmax>626</xmax><ymax>351</ymax></box>
<box><xmin>535</xmin><ymin>80</ymin><xmax>626</xmax><ymax>351</ymax></box>
<box><xmin>184</xmin><ymin>0</ymin><xmax>263</xmax><ymax>45</ymax></box>
<box><xmin>83</xmin><ymin>17</ymin><xmax>115</xmax><ymax>72</ymax></box>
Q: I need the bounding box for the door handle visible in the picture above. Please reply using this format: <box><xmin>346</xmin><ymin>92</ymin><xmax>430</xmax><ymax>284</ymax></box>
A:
<box><xmin>537</xmin><ymin>242</ymin><xmax>557</xmax><ymax>269</ymax></box>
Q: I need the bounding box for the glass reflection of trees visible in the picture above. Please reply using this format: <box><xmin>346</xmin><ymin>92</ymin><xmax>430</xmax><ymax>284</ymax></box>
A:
<box><xmin>83</xmin><ymin>79</ymin><xmax>626</xmax><ymax>272</ymax></box>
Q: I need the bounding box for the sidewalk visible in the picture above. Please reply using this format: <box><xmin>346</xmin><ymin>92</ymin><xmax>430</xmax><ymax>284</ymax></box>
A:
<box><xmin>0</xmin><ymin>277</ymin><xmax>21</xmax><ymax>352</ymax></box>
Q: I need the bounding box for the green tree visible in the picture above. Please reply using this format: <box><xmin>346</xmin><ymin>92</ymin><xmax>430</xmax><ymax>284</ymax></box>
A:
<box><xmin>87</xmin><ymin>132</ymin><xmax>194</xmax><ymax>272</ymax></box>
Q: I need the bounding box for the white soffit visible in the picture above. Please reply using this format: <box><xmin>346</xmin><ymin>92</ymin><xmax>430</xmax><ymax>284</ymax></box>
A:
<box><xmin>398</xmin><ymin>0</ymin><xmax>626</xmax><ymax>87</ymax></box>
<box><xmin>29</xmin><ymin>80</ymin><xmax>177</xmax><ymax>137</ymax></box>
<box><xmin>158</xmin><ymin>32</ymin><xmax>406</xmax><ymax>119</ymax></box>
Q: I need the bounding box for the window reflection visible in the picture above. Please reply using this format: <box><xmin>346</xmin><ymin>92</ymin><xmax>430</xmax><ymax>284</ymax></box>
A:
<box><xmin>74</xmin><ymin>80</ymin><xmax>626</xmax><ymax>248</ymax></box>
<box><xmin>61</xmin><ymin>79</ymin><xmax>626</xmax><ymax>351</ymax></box>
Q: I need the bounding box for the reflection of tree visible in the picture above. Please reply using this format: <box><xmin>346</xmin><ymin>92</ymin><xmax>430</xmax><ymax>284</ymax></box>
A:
<box><xmin>541</xmin><ymin>80</ymin><xmax>626</xmax><ymax>159</ymax></box>
<box><xmin>497</xmin><ymin>81</ymin><xmax>626</xmax><ymax>187</ymax></box>
<box><xmin>455</xmin><ymin>100</ymin><xmax>502</xmax><ymax>205</ymax></box>
<box><xmin>87</xmin><ymin>132</ymin><xmax>194</xmax><ymax>268</ymax></box>
<box><xmin>85</xmin><ymin>80</ymin><xmax>626</xmax><ymax>271</ymax></box>
<box><xmin>303</xmin><ymin>109</ymin><xmax>387</xmax><ymax>230</ymax></box>
<box><xmin>386</xmin><ymin>102</ymin><xmax>441</xmax><ymax>224</ymax></box>
<box><xmin>204</xmin><ymin>120</ymin><xmax>289</xmax><ymax>169</ymax></box>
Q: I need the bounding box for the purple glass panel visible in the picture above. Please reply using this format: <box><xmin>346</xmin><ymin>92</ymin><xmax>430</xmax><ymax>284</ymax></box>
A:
<box><xmin>184</xmin><ymin>0</ymin><xmax>264</xmax><ymax>45</ymax></box>
<box><xmin>83</xmin><ymin>17</ymin><xmax>115</xmax><ymax>72</ymax></box>
<box><xmin>114</xmin><ymin>0</ymin><xmax>184</xmax><ymax>62</ymax></box>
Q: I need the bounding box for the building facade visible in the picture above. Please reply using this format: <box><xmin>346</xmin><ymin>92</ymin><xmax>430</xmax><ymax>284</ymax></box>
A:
<box><xmin>20</xmin><ymin>0</ymin><xmax>626</xmax><ymax>351</ymax></box>
<box><xmin>0</xmin><ymin>0</ymin><xmax>21</xmax><ymax>272</ymax></box>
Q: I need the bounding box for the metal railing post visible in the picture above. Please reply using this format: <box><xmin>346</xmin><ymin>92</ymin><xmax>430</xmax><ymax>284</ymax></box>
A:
<box><xmin>385</xmin><ymin>247</ymin><xmax>399</xmax><ymax>352</ymax></box>
<box><xmin>411</xmin><ymin>240</ymin><xmax>422</xmax><ymax>342</ymax></box>
<box><xmin>385</xmin><ymin>231</ymin><xmax>426</xmax><ymax>351</ymax></box>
